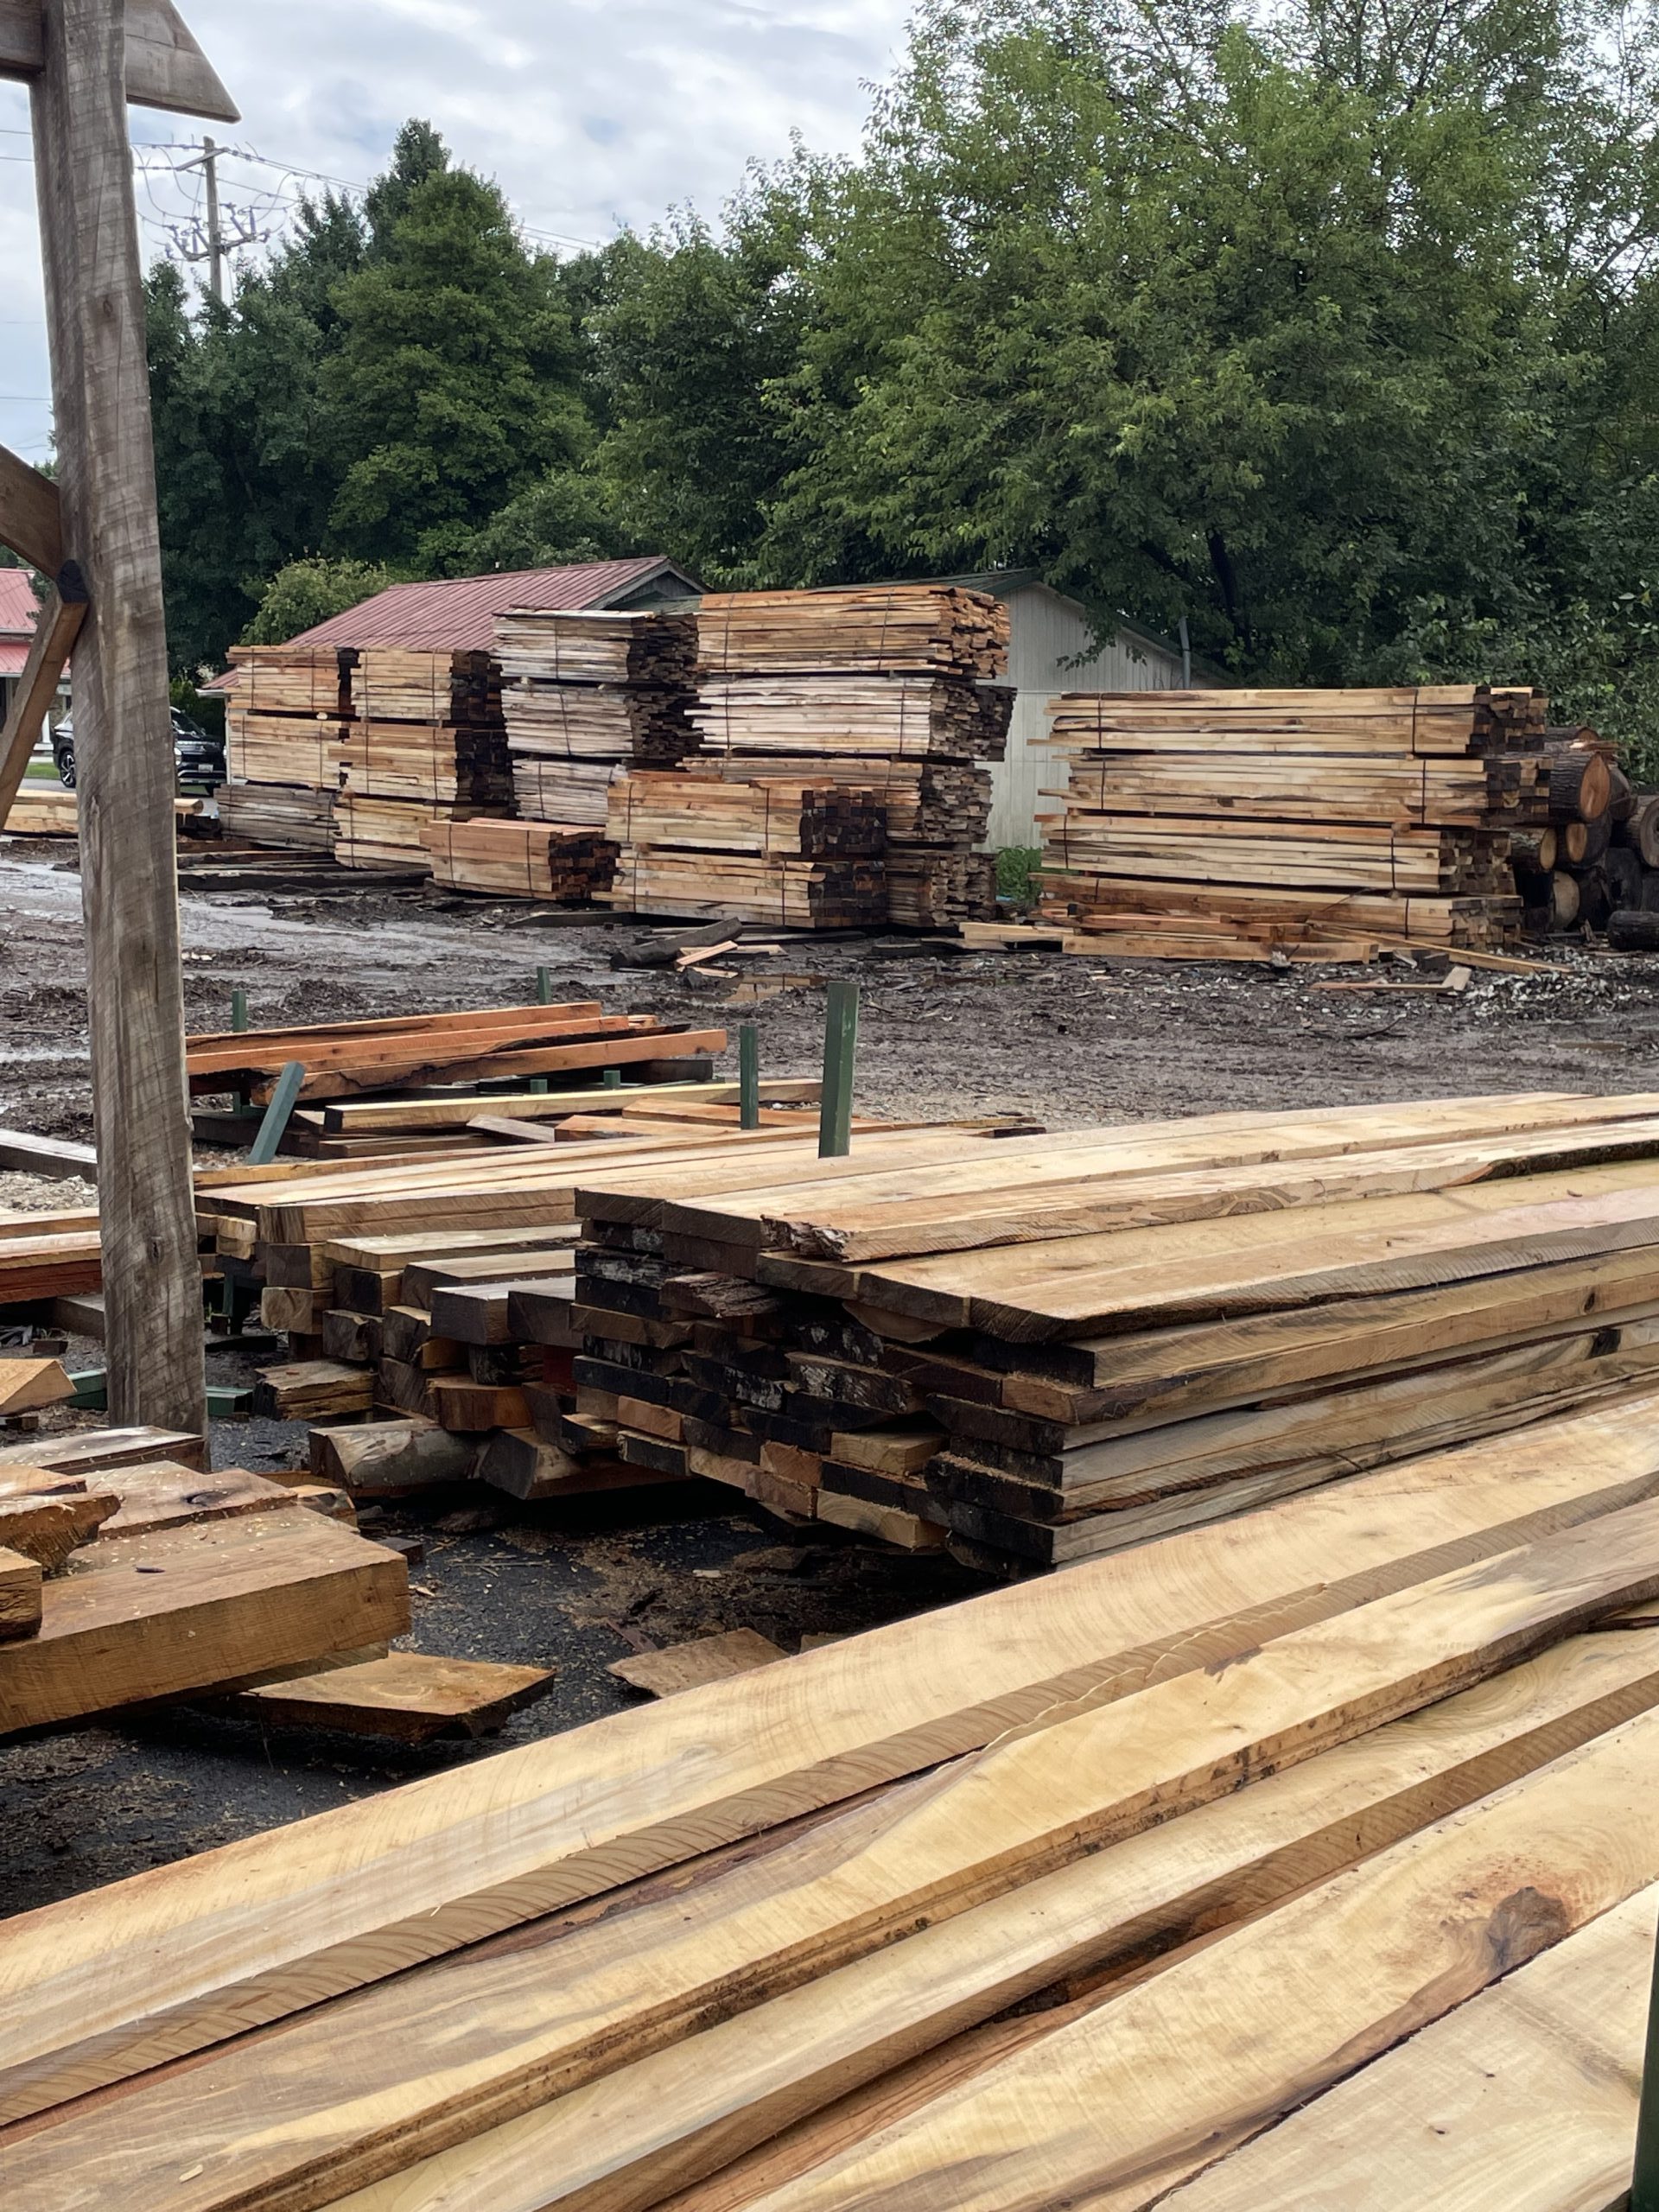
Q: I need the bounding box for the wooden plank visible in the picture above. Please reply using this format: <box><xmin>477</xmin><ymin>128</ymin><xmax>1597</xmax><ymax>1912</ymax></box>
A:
<box><xmin>609</xmin><ymin>1631</ymin><xmax>787</xmax><ymax>1698</ymax></box>
<box><xmin>0</xmin><ymin>1491</ymin><xmax>116</xmax><ymax>1569</ymax></box>
<box><xmin>93</xmin><ymin>1464</ymin><xmax>303</xmax><ymax>1538</ymax></box>
<box><xmin>709</xmin><ymin>1706</ymin><xmax>1659</xmax><ymax>2212</ymax></box>
<box><xmin>230</xmin><ymin>1655</ymin><xmax>556</xmax><ymax>1744</ymax></box>
<box><xmin>0</xmin><ymin>1128</ymin><xmax>98</xmax><ymax>1179</ymax></box>
<box><xmin>0</xmin><ymin>0</ymin><xmax>238</xmax><ymax>121</ymax></box>
<box><xmin>1152</xmin><ymin>1882</ymin><xmax>1655</xmax><ymax>2212</ymax></box>
<box><xmin>0</xmin><ymin>1426</ymin><xmax>206</xmax><ymax>1475</ymax></box>
<box><xmin>30</xmin><ymin>0</ymin><xmax>204</xmax><ymax>1437</ymax></box>
<box><xmin>308</xmin><ymin>1420</ymin><xmax>477</xmax><ymax>1497</ymax></box>
<box><xmin>0</xmin><ymin>583</ymin><xmax>86</xmax><ymax>834</ymax></box>
<box><xmin>0</xmin><ymin>1510</ymin><xmax>408</xmax><ymax>1736</ymax></box>
<box><xmin>265</xmin><ymin>1642</ymin><xmax>1659</xmax><ymax>2212</ymax></box>
<box><xmin>0</xmin><ymin>1359</ymin><xmax>72</xmax><ymax>1416</ymax></box>
<box><xmin>4</xmin><ymin>1399</ymin><xmax>1657</xmax><ymax>2125</ymax></box>
<box><xmin>25</xmin><ymin>1507</ymin><xmax>1659</xmax><ymax>2212</ymax></box>
<box><xmin>0</xmin><ymin>442</ymin><xmax>62</xmax><ymax>574</ymax></box>
<box><xmin>0</xmin><ymin>1547</ymin><xmax>41</xmax><ymax>1642</ymax></box>
<box><xmin>319</xmin><ymin>1079</ymin><xmax>822</xmax><ymax>1136</ymax></box>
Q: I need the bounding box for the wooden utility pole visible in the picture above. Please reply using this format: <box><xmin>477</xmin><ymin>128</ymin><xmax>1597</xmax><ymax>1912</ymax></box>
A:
<box><xmin>13</xmin><ymin>0</ymin><xmax>236</xmax><ymax>1436</ymax></box>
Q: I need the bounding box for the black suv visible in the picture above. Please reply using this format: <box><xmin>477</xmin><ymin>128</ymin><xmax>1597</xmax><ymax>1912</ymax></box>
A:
<box><xmin>54</xmin><ymin>707</ymin><xmax>226</xmax><ymax>792</ymax></box>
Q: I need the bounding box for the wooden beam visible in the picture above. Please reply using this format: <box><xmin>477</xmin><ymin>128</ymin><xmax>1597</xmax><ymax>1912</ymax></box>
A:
<box><xmin>0</xmin><ymin>444</ymin><xmax>62</xmax><ymax>574</ymax></box>
<box><xmin>0</xmin><ymin>0</ymin><xmax>237</xmax><ymax>120</ymax></box>
<box><xmin>31</xmin><ymin>0</ymin><xmax>206</xmax><ymax>1438</ymax></box>
<box><xmin>0</xmin><ymin>577</ymin><xmax>85</xmax><ymax>832</ymax></box>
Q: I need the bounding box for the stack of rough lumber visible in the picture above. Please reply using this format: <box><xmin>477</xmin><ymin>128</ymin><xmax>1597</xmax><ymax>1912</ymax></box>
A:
<box><xmin>185</xmin><ymin>1000</ymin><xmax>727</xmax><ymax>1108</ymax></box>
<box><xmin>566</xmin><ymin>1090</ymin><xmax>1659</xmax><ymax>1567</ymax></box>
<box><xmin>0</xmin><ymin>1419</ymin><xmax>413</xmax><ymax>1737</ymax></box>
<box><xmin>13</xmin><ymin>1408</ymin><xmax>1659</xmax><ymax>2206</ymax></box>
<box><xmin>334</xmin><ymin>645</ymin><xmax>513</xmax><ymax>870</ymax></box>
<box><xmin>495</xmin><ymin>607</ymin><xmax>699</xmax><ymax>828</ymax></box>
<box><xmin>219</xmin><ymin>643</ymin><xmax>353</xmax><ymax>851</ymax></box>
<box><xmin>660</xmin><ymin>586</ymin><xmax>1011</xmax><ymax>930</ymax></box>
<box><xmin>601</xmin><ymin>773</ymin><xmax>889</xmax><ymax>928</ymax></box>
<box><xmin>418</xmin><ymin>818</ymin><xmax>619</xmax><ymax>903</ymax></box>
<box><xmin>0</xmin><ymin>1207</ymin><xmax>102</xmax><ymax>1308</ymax></box>
<box><xmin>1039</xmin><ymin>684</ymin><xmax>1581</xmax><ymax>955</ymax></box>
<box><xmin>603</xmin><ymin>850</ymin><xmax>889</xmax><ymax>930</ymax></box>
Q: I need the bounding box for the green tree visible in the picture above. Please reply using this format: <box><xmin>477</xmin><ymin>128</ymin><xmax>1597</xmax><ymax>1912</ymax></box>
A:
<box><xmin>322</xmin><ymin>130</ymin><xmax>590</xmax><ymax>571</ymax></box>
<box><xmin>242</xmin><ymin>556</ymin><xmax>396</xmax><ymax>645</ymax></box>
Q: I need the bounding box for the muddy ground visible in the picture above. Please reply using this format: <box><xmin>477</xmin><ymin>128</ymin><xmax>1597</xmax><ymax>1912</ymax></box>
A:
<box><xmin>3</xmin><ymin>840</ymin><xmax>1659</xmax><ymax>1916</ymax></box>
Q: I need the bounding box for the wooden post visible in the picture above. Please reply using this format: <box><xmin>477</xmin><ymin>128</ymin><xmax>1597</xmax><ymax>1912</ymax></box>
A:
<box><xmin>1634</xmin><ymin>1919</ymin><xmax>1659</xmax><ymax>2212</ymax></box>
<box><xmin>29</xmin><ymin>0</ymin><xmax>205</xmax><ymax>1436</ymax></box>
<box><xmin>818</xmin><ymin>982</ymin><xmax>859</xmax><ymax>1159</ymax></box>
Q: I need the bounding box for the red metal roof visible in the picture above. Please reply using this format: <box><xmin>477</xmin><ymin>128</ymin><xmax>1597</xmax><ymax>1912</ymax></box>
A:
<box><xmin>269</xmin><ymin>556</ymin><xmax>699</xmax><ymax>654</ymax></box>
<box><xmin>0</xmin><ymin>640</ymin><xmax>30</xmax><ymax>676</ymax></box>
<box><xmin>0</xmin><ymin>568</ymin><xmax>41</xmax><ymax>640</ymax></box>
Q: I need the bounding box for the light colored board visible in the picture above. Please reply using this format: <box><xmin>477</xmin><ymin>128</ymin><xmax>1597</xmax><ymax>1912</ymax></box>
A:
<box><xmin>1153</xmin><ymin>1881</ymin><xmax>1655</xmax><ymax>2212</ymax></box>
<box><xmin>609</xmin><ymin>1630</ymin><xmax>787</xmax><ymax>1698</ymax></box>
<box><xmin>318</xmin><ymin>1080</ymin><xmax>820</xmax><ymax>1138</ymax></box>
<box><xmin>232</xmin><ymin>1654</ymin><xmax>556</xmax><ymax>1744</ymax></box>
<box><xmin>0</xmin><ymin>1358</ymin><xmax>73</xmax><ymax>1415</ymax></box>
<box><xmin>3</xmin><ymin>1397</ymin><xmax>1657</xmax><ymax>2125</ymax></box>
<box><xmin>718</xmin><ymin>1707</ymin><xmax>1659</xmax><ymax>2212</ymax></box>
<box><xmin>22</xmin><ymin>1507</ymin><xmax>1659</xmax><ymax>2212</ymax></box>
<box><xmin>0</xmin><ymin>1491</ymin><xmax>115</xmax><ymax>1569</ymax></box>
<box><xmin>283</xmin><ymin>1637</ymin><xmax>1659</xmax><ymax>2212</ymax></box>
<box><xmin>0</xmin><ymin>1510</ymin><xmax>409</xmax><ymax>1736</ymax></box>
<box><xmin>0</xmin><ymin>1546</ymin><xmax>40</xmax><ymax>1641</ymax></box>
<box><xmin>0</xmin><ymin>1426</ymin><xmax>206</xmax><ymax>1475</ymax></box>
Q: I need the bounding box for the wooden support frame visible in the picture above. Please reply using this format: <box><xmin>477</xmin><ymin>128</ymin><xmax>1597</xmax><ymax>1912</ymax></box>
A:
<box><xmin>0</xmin><ymin>442</ymin><xmax>64</xmax><ymax>575</ymax></box>
<box><xmin>0</xmin><ymin>0</ymin><xmax>236</xmax><ymax>119</ymax></box>
<box><xmin>27</xmin><ymin>0</ymin><xmax>217</xmax><ymax>1438</ymax></box>
<box><xmin>0</xmin><ymin>573</ymin><xmax>86</xmax><ymax>830</ymax></box>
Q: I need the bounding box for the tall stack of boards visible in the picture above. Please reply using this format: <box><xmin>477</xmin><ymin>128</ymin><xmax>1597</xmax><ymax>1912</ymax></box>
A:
<box><xmin>601</xmin><ymin>584</ymin><xmax>1013</xmax><ymax>929</ymax></box>
<box><xmin>564</xmin><ymin>1090</ymin><xmax>1659</xmax><ymax>1569</ymax></box>
<box><xmin>1039</xmin><ymin>684</ymin><xmax>1622</xmax><ymax>954</ymax></box>
<box><xmin>218</xmin><ymin>644</ymin><xmax>351</xmax><ymax>852</ymax></box>
<box><xmin>10</xmin><ymin>1378</ymin><xmax>1659</xmax><ymax>2208</ymax></box>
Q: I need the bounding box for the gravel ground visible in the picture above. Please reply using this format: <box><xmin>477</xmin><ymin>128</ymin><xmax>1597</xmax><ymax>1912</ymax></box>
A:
<box><xmin>3</xmin><ymin>839</ymin><xmax>1657</xmax><ymax>1915</ymax></box>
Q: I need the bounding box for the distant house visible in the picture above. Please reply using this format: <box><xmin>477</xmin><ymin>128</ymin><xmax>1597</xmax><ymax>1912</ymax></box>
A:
<box><xmin>932</xmin><ymin>571</ymin><xmax>1191</xmax><ymax>849</ymax></box>
<box><xmin>0</xmin><ymin>569</ymin><xmax>70</xmax><ymax>734</ymax></box>
<box><xmin>208</xmin><ymin>556</ymin><xmax>705</xmax><ymax>683</ymax></box>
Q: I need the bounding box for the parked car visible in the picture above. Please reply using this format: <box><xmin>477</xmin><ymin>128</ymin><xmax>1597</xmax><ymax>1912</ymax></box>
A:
<box><xmin>54</xmin><ymin>707</ymin><xmax>226</xmax><ymax>792</ymax></box>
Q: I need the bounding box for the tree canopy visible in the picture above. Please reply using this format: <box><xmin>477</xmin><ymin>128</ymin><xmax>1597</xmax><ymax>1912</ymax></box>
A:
<box><xmin>146</xmin><ymin>4</ymin><xmax>1659</xmax><ymax>757</ymax></box>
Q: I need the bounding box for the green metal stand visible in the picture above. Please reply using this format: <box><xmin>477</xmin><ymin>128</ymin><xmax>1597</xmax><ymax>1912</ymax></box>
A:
<box><xmin>739</xmin><ymin>1025</ymin><xmax>760</xmax><ymax>1129</ymax></box>
<box><xmin>530</xmin><ymin>967</ymin><xmax>553</xmax><ymax>1094</ymax></box>
<box><xmin>246</xmin><ymin>1060</ymin><xmax>306</xmax><ymax>1166</ymax></box>
<box><xmin>1633</xmin><ymin>1921</ymin><xmax>1659</xmax><ymax>2211</ymax></box>
<box><xmin>818</xmin><ymin>981</ymin><xmax>859</xmax><ymax>1158</ymax></box>
<box><xmin>230</xmin><ymin>986</ymin><xmax>249</xmax><ymax>1115</ymax></box>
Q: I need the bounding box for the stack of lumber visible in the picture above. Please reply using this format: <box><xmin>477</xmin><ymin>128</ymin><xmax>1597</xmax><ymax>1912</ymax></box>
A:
<box><xmin>418</xmin><ymin>818</ymin><xmax>619</xmax><ymax>903</ymax></box>
<box><xmin>13</xmin><ymin>1408</ymin><xmax>1659</xmax><ymax>2208</ymax></box>
<box><xmin>334</xmin><ymin>646</ymin><xmax>513</xmax><ymax>870</ymax></box>
<box><xmin>564</xmin><ymin>1090</ymin><xmax>1659</xmax><ymax>1566</ymax></box>
<box><xmin>0</xmin><ymin>1421</ymin><xmax>413</xmax><ymax>1736</ymax></box>
<box><xmin>602</xmin><ymin>850</ymin><xmax>888</xmax><ymax>929</ymax></box>
<box><xmin>676</xmin><ymin>586</ymin><xmax>1011</xmax><ymax>930</ymax></box>
<box><xmin>6</xmin><ymin>787</ymin><xmax>208</xmax><ymax>838</ymax></box>
<box><xmin>186</xmin><ymin>999</ymin><xmax>727</xmax><ymax>1108</ymax></box>
<box><xmin>220</xmin><ymin>644</ymin><xmax>352</xmax><ymax>852</ymax></box>
<box><xmin>495</xmin><ymin>607</ymin><xmax>699</xmax><ymax>830</ymax></box>
<box><xmin>1039</xmin><ymin>684</ymin><xmax>1598</xmax><ymax>955</ymax></box>
<box><xmin>607</xmin><ymin>772</ymin><xmax>887</xmax><ymax>859</ymax></box>
<box><xmin>0</xmin><ymin>1207</ymin><xmax>102</xmax><ymax>1309</ymax></box>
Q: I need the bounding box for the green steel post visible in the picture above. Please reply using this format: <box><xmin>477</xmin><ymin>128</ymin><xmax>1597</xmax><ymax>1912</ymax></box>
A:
<box><xmin>603</xmin><ymin>1067</ymin><xmax>623</xmax><ymax>1089</ymax></box>
<box><xmin>818</xmin><ymin>981</ymin><xmax>859</xmax><ymax>1158</ymax></box>
<box><xmin>530</xmin><ymin>967</ymin><xmax>553</xmax><ymax>1093</ymax></box>
<box><xmin>739</xmin><ymin>1025</ymin><xmax>760</xmax><ymax>1129</ymax></box>
<box><xmin>246</xmin><ymin>1061</ymin><xmax>307</xmax><ymax>1166</ymax></box>
<box><xmin>1632</xmin><ymin>1924</ymin><xmax>1659</xmax><ymax>2212</ymax></box>
<box><xmin>230</xmin><ymin>988</ymin><xmax>249</xmax><ymax>1112</ymax></box>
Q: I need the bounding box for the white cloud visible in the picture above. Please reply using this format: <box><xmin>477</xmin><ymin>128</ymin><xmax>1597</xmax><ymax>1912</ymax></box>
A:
<box><xmin>0</xmin><ymin>0</ymin><xmax>912</xmax><ymax>459</ymax></box>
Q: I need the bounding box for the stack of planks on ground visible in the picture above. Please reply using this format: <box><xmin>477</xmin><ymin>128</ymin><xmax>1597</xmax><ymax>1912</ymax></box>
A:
<box><xmin>565</xmin><ymin>1090</ymin><xmax>1659</xmax><ymax>1567</ymax></box>
<box><xmin>0</xmin><ymin>1420</ymin><xmax>414</xmax><ymax>1735</ymax></box>
<box><xmin>419</xmin><ymin>818</ymin><xmax>619</xmax><ymax>902</ymax></box>
<box><xmin>0</xmin><ymin>1205</ymin><xmax>103</xmax><ymax>1306</ymax></box>
<box><xmin>186</xmin><ymin>999</ymin><xmax>728</xmax><ymax>1109</ymax></box>
<box><xmin>1039</xmin><ymin>685</ymin><xmax>1615</xmax><ymax>956</ymax></box>
<box><xmin>603</xmin><ymin>586</ymin><xmax>1013</xmax><ymax>930</ymax></box>
<box><xmin>221</xmin><ymin>1109</ymin><xmax>988</xmax><ymax>1508</ymax></box>
<box><xmin>490</xmin><ymin>606</ymin><xmax>697</xmax><ymax>880</ymax></box>
<box><xmin>219</xmin><ymin>644</ymin><xmax>351</xmax><ymax>852</ymax></box>
<box><xmin>334</xmin><ymin>645</ymin><xmax>514</xmax><ymax>869</ymax></box>
<box><xmin>11</xmin><ymin>1402</ymin><xmax>1659</xmax><ymax>2206</ymax></box>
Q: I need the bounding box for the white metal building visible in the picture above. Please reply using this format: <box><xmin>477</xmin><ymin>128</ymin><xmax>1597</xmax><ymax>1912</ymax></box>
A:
<box><xmin>941</xmin><ymin>570</ymin><xmax>1189</xmax><ymax>849</ymax></box>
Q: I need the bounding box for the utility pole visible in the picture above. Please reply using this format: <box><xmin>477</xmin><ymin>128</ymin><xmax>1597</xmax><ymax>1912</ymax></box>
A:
<box><xmin>200</xmin><ymin>134</ymin><xmax>222</xmax><ymax>302</ymax></box>
<box><xmin>25</xmin><ymin>0</ymin><xmax>224</xmax><ymax>1440</ymax></box>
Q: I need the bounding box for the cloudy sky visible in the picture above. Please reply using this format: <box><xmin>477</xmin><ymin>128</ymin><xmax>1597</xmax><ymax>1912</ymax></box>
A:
<box><xmin>0</xmin><ymin>0</ymin><xmax>915</xmax><ymax>467</ymax></box>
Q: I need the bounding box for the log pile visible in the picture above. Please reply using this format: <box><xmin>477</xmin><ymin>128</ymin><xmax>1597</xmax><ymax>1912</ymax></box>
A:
<box><xmin>220</xmin><ymin>644</ymin><xmax>353</xmax><ymax>851</ymax></box>
<box><xmin>614</xmin><ymin>586</ymin><xmax>1014</xmax><ymax>931</ymax></box>
<box><xmin>567</xmin><ymin>1090</ymin><xmax>1659</xmax><ymax>1569</ymax></box>
<box><xmin>419</xmin><ymin>818</ymin><xmax>618</xmax><ymax>904</ymax></box>
<box><xmin>1039</xmin><ymin>685</ymin><xmax>1609</xmax><ymax>954</ymax></box>
<box><xmin>11</xmin><ymin>1389</ymin><xmax>1659</xmax><ymax>2208</ymax></box>
<box><xmin>495</xmin><ymin>607</ymin><xmax>699</xmax><ymax>829</ymax></box>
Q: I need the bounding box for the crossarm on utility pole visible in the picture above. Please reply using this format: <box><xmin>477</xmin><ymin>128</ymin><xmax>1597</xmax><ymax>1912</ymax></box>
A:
<box><xmin>0</xmin><ymin>573</ymin><xmax>86</xmax><ymax>830</ymax></box>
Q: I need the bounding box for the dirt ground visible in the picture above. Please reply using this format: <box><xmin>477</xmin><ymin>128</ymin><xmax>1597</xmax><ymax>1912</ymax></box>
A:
<box><xmin>4</xmin><ymin>839</ymin><xmax>1659</xmax><ymax>1916</ymax></box>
